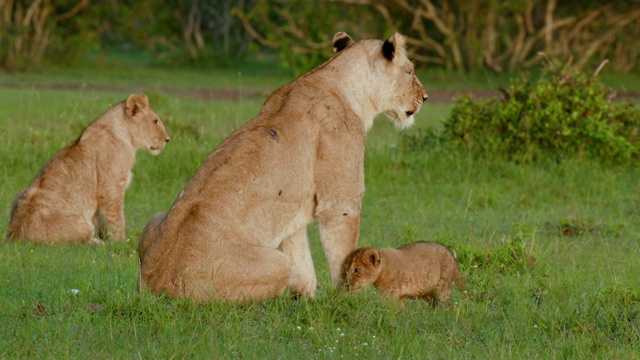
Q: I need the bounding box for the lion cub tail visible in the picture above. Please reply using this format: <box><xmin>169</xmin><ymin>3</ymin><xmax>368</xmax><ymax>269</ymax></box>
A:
<box><xmin>452</xmin><ymin>265</ymin><xmax>471</xmax><ymax>300</ymax></box>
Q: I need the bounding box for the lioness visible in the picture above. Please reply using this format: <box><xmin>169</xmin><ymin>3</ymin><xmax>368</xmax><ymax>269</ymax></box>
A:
<box><xmin>6</xmin><ymin>93</ymin><xmax>170</xmax><ymax>244</ymax></box>
<box><xmin>342</xmin><ymin>242</ymin><xmax>466</xmax><ymax>308</ymax></box>
<box><xmin>138</xmin><ymin>32</ymin><xmax>428</xmax><ymax>301</ymax></box>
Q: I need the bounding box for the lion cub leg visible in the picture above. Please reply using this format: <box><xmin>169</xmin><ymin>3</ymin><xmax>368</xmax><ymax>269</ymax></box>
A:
<box><xmin>40</xmin><ymin>212</ymin><xmax>97</xmax><ymax>244</ymax></box>
<box><xmin>279</xmin><ymin>228</ymin><xmax>317</xmax><ymax>298</ymax></box>
<box><xmin>434</xmin><ymin>281</ymin><xmax>454</xmax><ymax>307</ymax></box>
<box><xmin>96</xmin><ymin>187</ymin><xmax>127</xmax><ymax>241</ymax></box>
<box><xmin>422</xmin><ymin>293</ymin><xmax>438</xmax><ymax>307</ymax></box>
<box><xmin>98</xmin><ymin>205</ymin><xmax>126</xmax><ymax>241</ymax></box>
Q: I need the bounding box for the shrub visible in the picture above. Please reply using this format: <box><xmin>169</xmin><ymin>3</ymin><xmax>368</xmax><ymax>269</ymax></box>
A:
<box><xmin>404</xmin><ymin>58</ymin><xmax>640</xmax><ymax>164</ymax></box>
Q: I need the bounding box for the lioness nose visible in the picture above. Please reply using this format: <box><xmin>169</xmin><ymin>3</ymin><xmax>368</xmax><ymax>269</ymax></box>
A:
<box><xmin>166</xmin><ymin>137</ymin><xmax>171</xmax><ymax>142</ymax></box>
<box><xmin>422</xmin><ymin>93</ymin><xmax>429</xmax><ymax>102</ymax></box>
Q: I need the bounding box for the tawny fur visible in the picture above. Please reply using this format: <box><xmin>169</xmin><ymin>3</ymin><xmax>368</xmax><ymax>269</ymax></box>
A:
<box><xmin>6</xmin><ymin>94</ymin><xmax>170</xmax><ymax>244</ymax></box>
<box><xmin>342</xmin><ymin>242</ymin><xmax>466</xmax><ymax>308</ymax></box>
<box><xmin>138</xmin><ymin>32</ymin><xmax>428</xmax><ymax>302</ymax></box>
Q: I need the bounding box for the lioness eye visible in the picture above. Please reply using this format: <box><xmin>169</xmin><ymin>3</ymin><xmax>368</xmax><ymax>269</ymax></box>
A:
<box><xmin>353</xmin><ymin>268</ymin><xmax>360</xmax><ymax>274</ymax></box>
<box><xmin>154</xmin><ymin>119</ymin><xmax>159</xmax><ymax>125</ymax></box>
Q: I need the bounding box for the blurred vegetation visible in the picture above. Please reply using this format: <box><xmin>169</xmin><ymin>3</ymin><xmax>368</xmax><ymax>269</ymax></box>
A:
<box><xmin>1</xmin><ymin>0</ymin><xmax>639</xmax><ymax>74</ymax></box>
<box><xmin>233</xmin><ymin>0</ymin><xmax>385</xmax><ymax>75</ymax></box>
<box><xmin>0</xmin><ymin>0</ymin><xmax>252</xmax><ymax>70</ymax></box>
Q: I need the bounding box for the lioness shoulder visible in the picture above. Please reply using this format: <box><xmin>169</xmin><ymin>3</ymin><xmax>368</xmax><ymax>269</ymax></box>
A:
<box><xmin>6</xmin><ymin>93</ymin><xmax>170</xmax><ymax>244</ymax></box>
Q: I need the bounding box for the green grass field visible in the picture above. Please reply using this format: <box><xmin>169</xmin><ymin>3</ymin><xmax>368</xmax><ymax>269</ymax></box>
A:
<box><xmin>1</xmin><ymin>62</ymin><xmax>639</xmax><ymax>359</ymax></box>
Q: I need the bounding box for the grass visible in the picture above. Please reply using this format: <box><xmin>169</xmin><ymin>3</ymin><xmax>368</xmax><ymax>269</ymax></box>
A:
<box><xmin>1</xmin><ymin>61</ymin><xmax>639</xmax><ymax>359</ymax></box>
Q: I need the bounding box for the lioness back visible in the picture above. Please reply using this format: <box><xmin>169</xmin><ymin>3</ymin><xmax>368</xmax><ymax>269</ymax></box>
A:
<box><xmin>6</xmin><ymin>94</ymin><xmax>170</xmax><ymax>244</ymax></box>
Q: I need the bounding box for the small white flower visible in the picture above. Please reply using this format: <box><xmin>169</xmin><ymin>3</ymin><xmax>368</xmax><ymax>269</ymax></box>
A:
<box><xmin>534</xmin><ymin>325</ymin><xmax>538</xmax><ymax>328</ymax></box>
<box><xmin>69</xmin><ymin>289</ymin><xmax>80</xmax><ymax>295</ymax></box>
<box><xmin>336</xmin><ymin>327</ymin><xmax>341</xmax><ymax>331</ymax></box>
<box><xmin>340</xmin><ymin>333</ymin><xmax>345</xmax><ymax>337</ymax></box>
<box><xmin>308</xmin><ymin>327</ymin><xmax>314</xmax><ymax>331</ymax></box>
<box><xmin>296</xmin><ymin>326</ymin><xmax>301</xmax><ymax>331</ymax></box>
<box><xmin>363</xmin><ymin>342</ymin><xmax>368</xmax><ymax>346</ymax></box>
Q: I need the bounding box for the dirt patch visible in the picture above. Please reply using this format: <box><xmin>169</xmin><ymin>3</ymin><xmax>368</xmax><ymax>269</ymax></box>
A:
<box><xmin>0</xmin><ymin>82</ymin><xmax>502</xmax><ymax>103</ymax></box>
<box><xmin>0</xmin><ymin>82</ymin><xmax>259</xmax><ymax>102</ymax></box>
<box><xmin>1</xmin><ymin>82</ymin><xmax>638</xmax><ymax>104</ymax></box>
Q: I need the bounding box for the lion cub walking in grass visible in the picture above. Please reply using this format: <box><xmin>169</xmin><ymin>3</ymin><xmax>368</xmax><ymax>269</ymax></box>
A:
<box><xmin>6</xmin><ymin>93</ymin><xmax>170</xmax><ymax>244</ymax></box>
<box><xmin>342</xmin><ymin>241</ymin><xmax>466</xmax><ymax>308</ymax></box>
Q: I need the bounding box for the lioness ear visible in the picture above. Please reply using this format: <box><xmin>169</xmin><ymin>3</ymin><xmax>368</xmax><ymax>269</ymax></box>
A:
<box><xmin>382</xmin><ymin>32</ymin><xmax>407</xmax><ymax>61</ymax></box>
<box><xmin>333</xmin><ymin>31</ymin><xmax>354</xmax><ymax>53</ymax></box>
<box><xmin>126</xmin><ymin>93</ymin><xmax>149</xmax><ymax>117</ymax></box>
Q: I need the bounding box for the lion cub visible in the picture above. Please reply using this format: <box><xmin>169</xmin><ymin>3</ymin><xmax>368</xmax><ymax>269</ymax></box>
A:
<box><xmin>6</xmin><ymin>93</ymin><xmax>170</xmax><ymax>244</ymax></box>
<box><xmin>342</xmin><ymin>241</ymin><xmax>466</xmax><ymax>308</ymax></box>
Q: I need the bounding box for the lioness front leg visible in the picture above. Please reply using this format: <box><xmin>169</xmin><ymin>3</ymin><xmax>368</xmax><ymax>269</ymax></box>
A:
<box><xmin>317</xmin><ymin>208</ymin><xmax>361</xmax><ymax>286</ymax></box>
<box><xmin>279</xmin><ymin>228</ymin><xmax>317</xmax><ymax>298</ymax></box>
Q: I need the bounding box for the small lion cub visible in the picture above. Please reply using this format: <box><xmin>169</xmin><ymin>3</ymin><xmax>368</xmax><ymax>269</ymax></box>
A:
<box><xmin>342</xmin><ymin>241</ymin><xmax>466</xmax><ymax>308</ymax></box>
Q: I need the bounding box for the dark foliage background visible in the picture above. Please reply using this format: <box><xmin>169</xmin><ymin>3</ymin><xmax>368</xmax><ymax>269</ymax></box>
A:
<box><xmin>2</xmin><ymin>0</ymin><xmax>639</xmax><ymax>74</ymax></box>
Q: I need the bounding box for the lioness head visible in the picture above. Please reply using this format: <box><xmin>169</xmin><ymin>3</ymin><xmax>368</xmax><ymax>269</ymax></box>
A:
<box><xmin>125</xmin><ymin>93</ymin><xmax>170</xmax><ymax>155</ymax></box>
<box><xmin>332</xmin><ymin>32</ymin><xmax>428</xmax><ymax>130</ymax></box>
<box><xmin>378</xmin><ymin>33</ymin><xmax>428</xmax><ymax>128</ymax></box>
<box><xmin>342</xmin><ymin>247</ymin><xmax>382</xmax><ymax>291</ymax></box>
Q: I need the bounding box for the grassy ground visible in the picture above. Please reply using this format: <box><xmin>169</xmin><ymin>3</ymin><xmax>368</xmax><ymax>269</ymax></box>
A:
<box><xmin>0</xmin><ymin>62</ymin><xmax>639</xmax><ymax>359</ymax></box>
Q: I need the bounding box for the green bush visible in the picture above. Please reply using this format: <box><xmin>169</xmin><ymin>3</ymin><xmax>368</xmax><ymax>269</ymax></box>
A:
<box><xmin>404</xmin><ymin>60</ymin><xmax>640</xmax><ymax>164</ymax></box>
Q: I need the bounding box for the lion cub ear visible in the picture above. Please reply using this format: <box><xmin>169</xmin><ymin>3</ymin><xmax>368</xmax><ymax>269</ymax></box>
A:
<box><xmin>126</xmin><ymin>93</ymin><xmax>149</xmax><ymax>118</ymax></box>
<box><xmin>363</xmin><ymin>248</ymin><xmax>381</xmax><ymax>267</ymax></box>
<box><xmin>333</xmin><ymin>32</ymin><xmax>354</xmax><ymax>53</ymax></box>
<box><xmin>382</xmin><ymin>32</ymin><xmax>407</xmax><ymax>61</ymax></box>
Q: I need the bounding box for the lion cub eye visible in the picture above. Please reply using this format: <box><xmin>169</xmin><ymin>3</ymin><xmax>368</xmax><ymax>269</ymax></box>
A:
<box><xmin>353</xmin><ymin>268</ymin><xmax>361</xmax><ymax>275</ymax></box>
<box><xmin>153</xmin><ymin>119</ymin><xmax>159</xmax><ymax>125</ymax></box>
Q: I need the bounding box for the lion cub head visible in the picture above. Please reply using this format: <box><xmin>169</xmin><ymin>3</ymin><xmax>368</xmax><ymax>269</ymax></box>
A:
<box><xmin>125</xmin><ymin>94</ymin><xmax>170</xmax><ymax>155</ymax></box>
<box><xmin>342</xmin><ymin>247</ymin><xmax>383</xmax><ymax>291</ymax></box>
